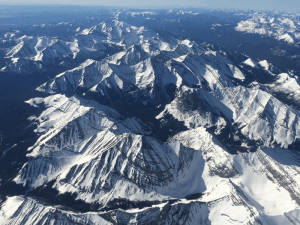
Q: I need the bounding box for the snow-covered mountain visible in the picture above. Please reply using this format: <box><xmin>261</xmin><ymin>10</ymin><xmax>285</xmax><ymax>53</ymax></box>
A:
<box><xmin>37</xmin><ymin>31</ymin><xmax>244</xmax><ymax>108</ymax></box>
<box><xmin>235</xmin><ymin>12</ymin><xmax>300</xmax><ymax>45</ymax></box>
<box><xmin>5</xmin><ymin>94</ymin><xmax>300</xmax><ymax>224</ymax></box>
<box><xmin>0</xmin><ymin>20</ymin><xmax>161</xmax><ymax>75</ymax></box>
<box><xmin>241</xmin><ymin>57</ymin><xmax>300</xmax><ymax>111</ymax></box>
<box><xmin>2</xmin><ymin>19</ymin><xmax>300</xmax><ymax>225</ymax></box>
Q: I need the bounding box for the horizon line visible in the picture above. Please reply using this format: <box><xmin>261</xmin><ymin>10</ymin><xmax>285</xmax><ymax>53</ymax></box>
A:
<box><xmin>0</xmin><ymin>4</ymin><xmax>296</xmax><ymax>13</ymax></box>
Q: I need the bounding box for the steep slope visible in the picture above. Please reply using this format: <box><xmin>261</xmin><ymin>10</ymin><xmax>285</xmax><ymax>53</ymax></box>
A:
<box><xmin>241</xmin><ymin>57</ymin><xmax>300</xmax><ymax>111</ymax></box>
<box><xmin>157</xmin><ymin>84</ymin><xmax>300</xmax><ymax>148</ymax></box>
<box><xmin>37</xmin><ymin>36</ymin><xmax>244</xmax><ymax>109</ymax></box>
<box><xmin>14</xmin><ymin>94</ymin><xmax>205</xmax><ymax>207</ymax></box>
<box><xmin>1</xmin><ymin>35</ymin><xmax>103</xmax><ymax>74</ymax></box>
<box><xmin>4</xmin><ymin>125</ymin><xmax>300</xmax><ymax>224</ymax></box>
<box><xmin>0</xmin><ymin>20</ymin><xmax>182</xmax><ymax>75</ymax></box>
<box><xmin>0</xmin><ymin>196</ymin><xmax>111</xmax><ymax>225</ymax></box>
<box><xmin>1</xmin><ymin>20</ymin><xmax>161</xmax><ymax>75</ymax></box>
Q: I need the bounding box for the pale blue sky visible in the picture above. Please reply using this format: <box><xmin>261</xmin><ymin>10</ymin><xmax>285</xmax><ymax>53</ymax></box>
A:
<box><xmin>1</xmin><ymin>0</ymin><xmax>299</xmax><ymax>11</ymax></box>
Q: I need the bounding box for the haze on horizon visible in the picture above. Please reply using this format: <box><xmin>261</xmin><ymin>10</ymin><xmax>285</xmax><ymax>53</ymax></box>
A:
<box><xmin>1</xmin><ymin>0</ymin><xmax>299</xmax><ymax>12</ymax></box>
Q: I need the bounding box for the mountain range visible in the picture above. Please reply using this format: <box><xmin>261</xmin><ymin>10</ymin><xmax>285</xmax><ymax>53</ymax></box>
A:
<box><xmin>1</xmin><ymin>12</ymin><xmax>300</xmax><ymax>225</ymax></box>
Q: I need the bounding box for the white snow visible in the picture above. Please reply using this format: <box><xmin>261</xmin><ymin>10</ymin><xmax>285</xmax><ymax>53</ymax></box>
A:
<box><xmin>243</xmin><ymin>58</ymin><xmax>260</xmax><ymax>68</ymax></box>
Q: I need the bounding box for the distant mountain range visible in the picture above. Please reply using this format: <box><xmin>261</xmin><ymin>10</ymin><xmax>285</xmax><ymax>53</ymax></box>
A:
<box><xmin>236</xmin><ymin>12</ymin><xmax>300</xmax><ymax>45</ymax></box>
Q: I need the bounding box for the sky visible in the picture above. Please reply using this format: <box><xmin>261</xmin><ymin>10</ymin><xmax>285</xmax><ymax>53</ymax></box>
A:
<box><xmin>1</xmin><ymin>0</ymin><xmax>299</xmax><ymax>12</ymax></box>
